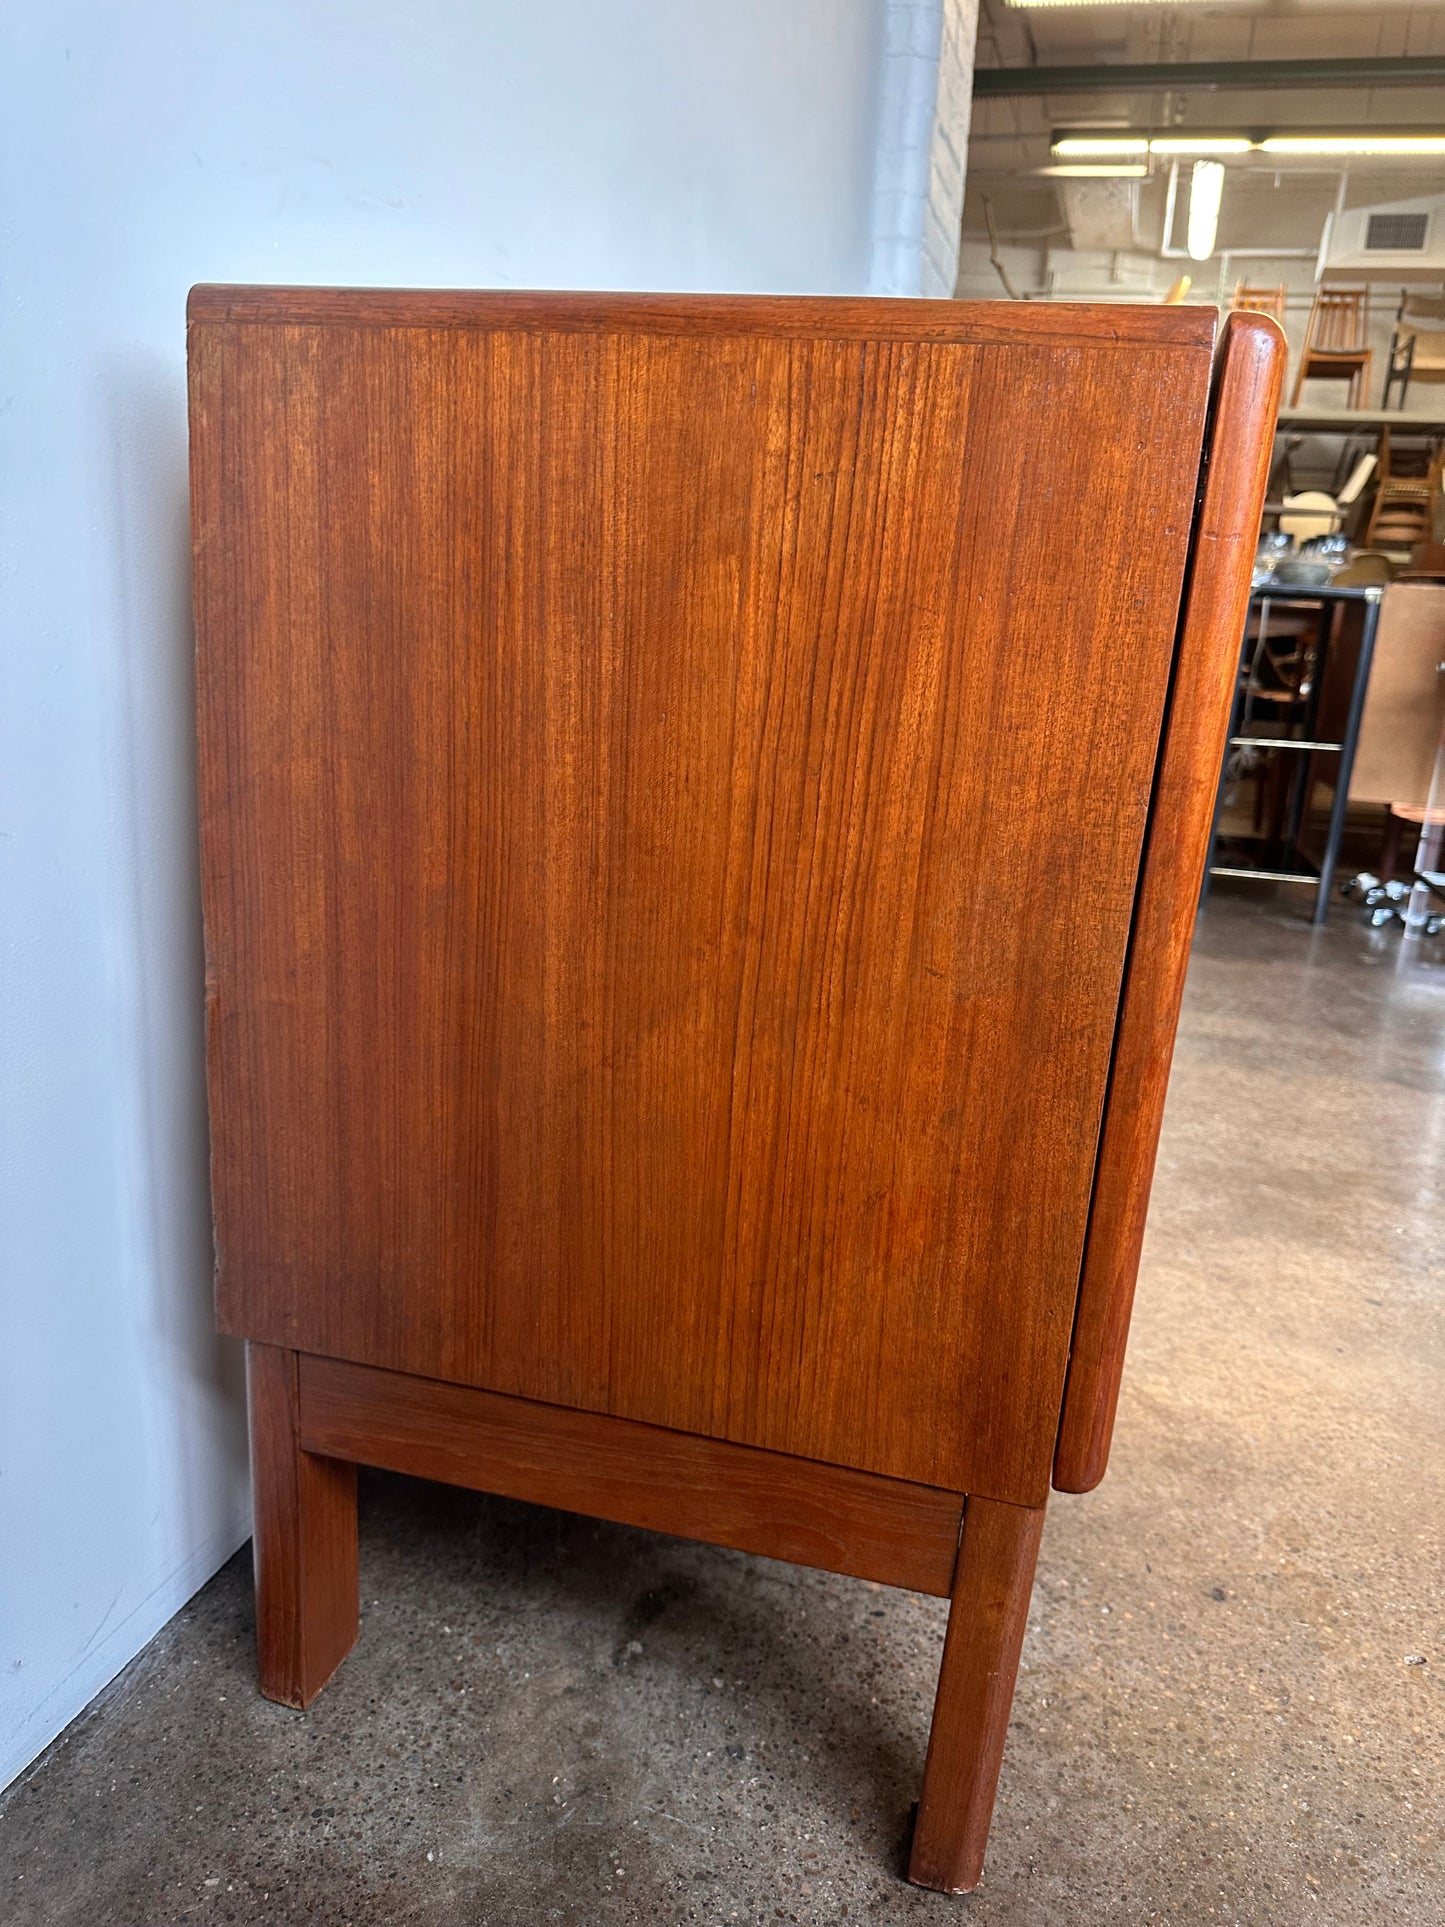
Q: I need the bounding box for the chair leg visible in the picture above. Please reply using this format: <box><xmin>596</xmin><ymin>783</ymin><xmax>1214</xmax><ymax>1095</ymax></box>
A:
<box><xmin>908</xmin><ymin>1495</ymin><xmax>1046</xmax><ymax>1894</ymax></box>
<box><xmin>247</xmin><ymin>1342</ymin><xmax>359</xmax><ymax>1708</ymax></box>
<box><xmin>1380</xmin><ymin>809</ymin><xmax>1404</xmax><ymax>882</ymax></box>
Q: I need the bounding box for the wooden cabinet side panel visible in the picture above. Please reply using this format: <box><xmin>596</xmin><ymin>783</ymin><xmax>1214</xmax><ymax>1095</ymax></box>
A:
<box><xmin>192</xmin><ymin>302</ymin><xmax>1214</xmax><ymax>1505</ymax></box>
<box><xmin>1054</xmin><ymin>313</ymin><xmax>1286</xmax><ymax>1493</ymax></box>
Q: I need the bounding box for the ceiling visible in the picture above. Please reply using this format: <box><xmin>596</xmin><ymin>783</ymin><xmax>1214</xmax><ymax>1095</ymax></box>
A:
<box><xmin>967</xmin><ymin>0</ymin><xmax>1445</xmax><ymax>259</ymax></box>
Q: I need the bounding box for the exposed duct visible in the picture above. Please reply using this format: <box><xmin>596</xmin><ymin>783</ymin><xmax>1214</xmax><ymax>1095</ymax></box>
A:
<box><xmin>1321</xmin><ymin>192</ymin><xmax>1445</xmax><ymax>281</ymax></box>
<box><xmin>974</xmin><ymin>56</ymin><xmax>1445</xmax><ymax>99</ymax></box>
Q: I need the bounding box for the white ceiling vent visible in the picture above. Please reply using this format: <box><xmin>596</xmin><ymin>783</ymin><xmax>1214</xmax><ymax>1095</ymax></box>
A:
<box><xmin>1321</xmin><ymin>194</ymin><xmax>1445</xmax><ymax>281</ymax></box>
<box><xmin>1364</xmin><ymin>211</ymin><xmax>1430</xmax><ymax>253</ymax></box>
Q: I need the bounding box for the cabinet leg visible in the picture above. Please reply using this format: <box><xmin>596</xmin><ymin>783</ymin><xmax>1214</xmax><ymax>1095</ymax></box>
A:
<box><xmin>908</xmin><ymin>1494</ymin><xmax>1045</xmax><ymax>1894</ymax></box>
<box><xmin>247</xmin><ymin>1342</ymin><xmax>359</xmax><ymax>1708</ymax></box>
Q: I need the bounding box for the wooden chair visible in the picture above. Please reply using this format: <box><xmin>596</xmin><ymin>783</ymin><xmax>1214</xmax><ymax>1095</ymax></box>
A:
<box><xmin>1232</xmin><ymin>282</ymin><xmax>1288</xmax><ymax>326</ymax></box>
<box><xmin>1278</xmin><ymin>488</ymin><xmax>1341</xmax><ymax>542</ymax></box>
<box><xmin>188</xmin><ymin>291</ymin><xmax>1282</xmax><ymax>1896</ymax></box>
<box><xmin>1383</xmin><ymin>292</ymin><xmax>1445</xmax><ymax>409</ymax></box>
<box><xmin>1291</xmin><ymin>283</ymin><xmax>1372</xmax><ymax>406</ymax></box>
<box><xmin>1364</xmin><ymin>429</ymin><xmax>1445</xmax><ymax>551</ymax></box>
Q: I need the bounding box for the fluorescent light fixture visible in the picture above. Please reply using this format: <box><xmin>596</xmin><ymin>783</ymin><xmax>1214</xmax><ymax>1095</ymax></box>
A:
<box><xmin>1187</xmin><ymin>160</ymin><xmax>1225</xmax><ymax>261</ymax></box>
<box><xmin>1053</xmin><ymin>128</ymin><xmax>1445</xmax><ymax>162</ymax></box>
<box><xmin>1260</xmin><ymin>134</ymin><xmax>1445</xmax><ymax>156</ymax></box>
<box><xmin>1037</xmin><ymin>164</ymin><xmax>1151</xmax><ymax>179</ymax></box>
<box><xmin>1149</xmin><ymin>137</ymin><xmax>1253</xmax><ymax>156</ymax></box>
<box><xmin>1052</xmin><ymin>137</ymin><xmax>1150</xmax><ymax>157</ymax></box>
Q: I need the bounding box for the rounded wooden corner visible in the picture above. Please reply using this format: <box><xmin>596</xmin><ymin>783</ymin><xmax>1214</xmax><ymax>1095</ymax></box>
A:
<box><xmin>1220</xmin><ymin>308</ymin><xmax>1288</xmax><ymax>383</ymax></box>
<box><xmin>188</xmin><ymin>284</ymin><xmax>225</xmax><ymax>324</ymax></box>
<box><xmin>1052</xmin><ymin>1440</ymin><xmax>1109</xmax><ymax>1496</ymax></box>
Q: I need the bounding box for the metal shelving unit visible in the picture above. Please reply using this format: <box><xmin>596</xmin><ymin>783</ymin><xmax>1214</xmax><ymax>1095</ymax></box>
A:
<box><xmin>1205</xmin><ymin>582</ymin><xmax>1385</xmax><ymax>924</ymax></box>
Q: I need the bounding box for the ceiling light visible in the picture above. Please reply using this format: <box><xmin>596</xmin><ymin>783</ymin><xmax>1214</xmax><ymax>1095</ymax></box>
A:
<box><xmin>1260</xmin><ymin>134</ymin><xmax>1445</xmax><ymax>156</ymax></box>
<box><xmin>1052</xmin><ymin>128</ymin><xmax>1445</xmax><ymax>163</ymax></box>
<box><xmin>1037</xmin><ymin>164</ymin><xmax>1151</xmax><ymax>179</ymax></box>
<box><xmin>1186</xmin><ymin>160</ymin><xmax>1225</xmax><ymax>262</ymax></box>
<box><xmin>1052</xmin><ymin>137</ymin><xmax>1150</xmax><ymax>157</ymax></box>
<box><xmin>1149</xmin><ymin>137</ymin><xmax>1253</xmax><ymax>156</ymax></box>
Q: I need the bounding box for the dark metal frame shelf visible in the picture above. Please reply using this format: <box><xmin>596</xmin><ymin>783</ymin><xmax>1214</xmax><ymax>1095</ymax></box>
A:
<box><xmin>1205</xmin><ymin>583</ymin><xmax>1384</xmax><ymax>924</ymax></box>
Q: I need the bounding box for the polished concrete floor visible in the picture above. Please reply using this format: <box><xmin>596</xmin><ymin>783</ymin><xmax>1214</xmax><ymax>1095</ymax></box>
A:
<box><xmin>4</xmin><ymin>888</ymin><xmax>1443</xmax><ymax>1926</ymax></box>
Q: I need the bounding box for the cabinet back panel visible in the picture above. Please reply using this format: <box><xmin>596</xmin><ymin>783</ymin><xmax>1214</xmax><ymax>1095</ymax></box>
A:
<box><xmin>191</xmin><ymin>294</ymin><xmax>1212</xmax><ymax>1503</ymax></box>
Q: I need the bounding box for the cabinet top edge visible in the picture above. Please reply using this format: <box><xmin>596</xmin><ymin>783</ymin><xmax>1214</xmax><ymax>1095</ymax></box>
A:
<box><xmin>187</xmin><ymin>284</ymin><xmax>1218</xmax><ymax>351</ymax></box>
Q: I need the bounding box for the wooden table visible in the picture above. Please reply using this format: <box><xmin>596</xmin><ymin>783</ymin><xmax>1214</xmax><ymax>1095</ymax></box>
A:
<box><xmin>188</xmin><ymin>289</ymin><xmax>1281</xmax><ymax>1893</ymax></box>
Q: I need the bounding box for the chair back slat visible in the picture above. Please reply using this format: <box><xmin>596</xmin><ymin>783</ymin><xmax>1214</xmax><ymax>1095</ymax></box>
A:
<box><xmin>1307</xmin><ymin>286</ymin><xmax>1369</xmax><ymax>356</ymax></box>
<box><xmin>1232</xmin><ymin>283</ymin><xmax>1288</xmax><ymax>325</ymax></box>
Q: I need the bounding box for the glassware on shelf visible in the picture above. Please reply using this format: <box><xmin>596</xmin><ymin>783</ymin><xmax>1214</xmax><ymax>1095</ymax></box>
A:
<box><xmin>1253</xmin><ymin>529</ymin><xmax>1291</xmax><ymax>586</ymax></box>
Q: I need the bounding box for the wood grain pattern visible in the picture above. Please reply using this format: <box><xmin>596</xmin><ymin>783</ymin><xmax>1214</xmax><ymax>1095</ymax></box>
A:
<box><xmin>246</xmin><ymin>1343</ymin><xmax>358</xmax><ymax>1708</ymax></box>
<box><xmin>1053</xmin><ymin>313</ymin><xmax>1286</xmax><ymax>1494</ymax></box>
<box><xmin>298</xmin><ymin>1354</ymin><xmax>966</xmax><ymax>1596</ymax></box>
<box><xmin>908</xmin><ymin>1494</ymin><xmax>1046</xmax><ymax>1893</ymax></box>
<box><xmin>191</xmin><ymin>292</ymin><xmax>1214</xmax><ymax>1507</ymax></box>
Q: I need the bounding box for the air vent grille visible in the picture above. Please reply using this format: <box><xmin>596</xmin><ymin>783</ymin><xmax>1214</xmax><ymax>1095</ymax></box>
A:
<box><xmin>1365</xmin><ymin>212</ymin><xmax>1429</xmax><ymax>252</ymax></box>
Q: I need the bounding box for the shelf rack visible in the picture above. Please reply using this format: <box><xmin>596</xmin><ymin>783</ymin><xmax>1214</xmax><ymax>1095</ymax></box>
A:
<box><xmin>1204</xmin><ymin>582</ymin><xmax>1385</xmax><ymax>924</ymax></box>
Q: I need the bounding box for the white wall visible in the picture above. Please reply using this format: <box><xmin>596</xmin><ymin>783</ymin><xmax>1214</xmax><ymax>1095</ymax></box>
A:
<box><xmin>870</xmin><ymin>0</ymin><xmax>978</xmax><ymax>300</ymax></box>
<box><xmin>0</xmin><ymin>0</ymin><xmax>972</xmax><ymax>1791</ymax></box>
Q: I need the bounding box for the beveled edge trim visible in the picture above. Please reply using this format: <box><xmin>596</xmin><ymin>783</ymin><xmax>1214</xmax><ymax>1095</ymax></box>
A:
<box><xmin>187</xmin><ymin>284</ymin><xmax>1217</xmax><ymax>350</ymax></box>
<box><xmin>298</xmin><ymin>1354</ymin><xmax>966</xmax><ymax>1597</ymax></box>
<box><xmin>1053</xmin><ymin>312</ymin><xmax>1287</xmax><ymax>1494</ymax></box>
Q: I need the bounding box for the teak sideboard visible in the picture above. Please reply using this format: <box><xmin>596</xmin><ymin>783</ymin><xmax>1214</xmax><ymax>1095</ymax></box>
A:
<box><xmin>188</xmin><ymin>288</ymin><xmax>1282</xmax><ymax>1893</ymax></box>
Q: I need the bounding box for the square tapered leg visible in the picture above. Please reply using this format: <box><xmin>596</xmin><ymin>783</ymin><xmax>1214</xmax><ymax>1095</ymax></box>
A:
<box><xmin>247</xmin><ymin>1342</ymin><xmax>359</xmax><ymax>1709</ymax></box>
<box><xmin>909</xmin><ymin>1494</ymin><xmax>1045</xmax><ymax>1894</ymax></box>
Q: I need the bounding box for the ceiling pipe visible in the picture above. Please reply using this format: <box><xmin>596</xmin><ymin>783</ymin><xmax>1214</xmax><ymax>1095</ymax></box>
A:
<box><xmin>1156</xmin><ymin>159</ymin><xmax>1325</xmax><ymax>264</ymax></box>
<box><xmin>974</xmin><ymin>56</ymin><xmax>1445</xmax><ymax>98</ymax></box>
<box><xmin>982</xmin><ymin>199</ymin><xmax>1028</xmax><ymax>300</ymax></box>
